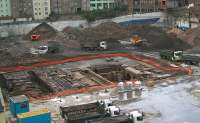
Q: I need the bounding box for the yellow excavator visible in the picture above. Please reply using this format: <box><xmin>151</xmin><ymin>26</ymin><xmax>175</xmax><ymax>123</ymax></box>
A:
<box><xmin>130</xmin><ymin>35</ymin><xmax>143</xmax><ymax>46</ymax></box>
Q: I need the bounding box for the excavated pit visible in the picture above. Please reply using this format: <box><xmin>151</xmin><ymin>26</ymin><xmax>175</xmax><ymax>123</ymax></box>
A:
<box><xmin>0</xmin><ymin>56</ymin><xmax>175</xmax><ymax>100</ymax></box>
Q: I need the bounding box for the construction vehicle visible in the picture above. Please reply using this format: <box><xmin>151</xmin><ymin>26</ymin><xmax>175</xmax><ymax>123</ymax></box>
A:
<box><xmin>88</xmin><ymin>110</ymin><xmax>144</xmax><ymax>123</ymax></box>
<box><xmin>130</xmin><ymin>35</ymin><xmax>143</xmax><ymax>46</ymax></box>
<box><xmin>118</xmin><ymin>35</ymin><xmax>143</xmax><ymax>46</ymax></box>
<box><xmin>30</xmin><ymin>43</ymin><xmax>60</xmax><ymax>55</ymax></box>
<box><xmin>31</xmin><ymin>34</ymin><xmax>40</xmax><ymax>41</ymax></box>
<box><xmin>160</xmin><ymin>50</ymin><xmax>183</xmax><ymax>61</ymax></box>
<box><xmin>60</xmin><ymin>101</ymin><xmax>106</xmax><ymax>123</ymax></box>
<box><xmin>30</xmin><ymin>46</ymin><xmax>48</xmax><ymax>55</ymax></box>
<box><xmin>160</xmin><ymin>50</ymin><xmax>200</xmax><ymax>66</ymax></box>
<box><xmin>99</xmin><ymin>99</ymin><xmax>120</xmax><ymax>117</ymax></box>
<box><xmin>60</xmin><ymin>99</ymin><xmax>143</xmax><ymax>123</ymax></box>
<box><xmin>81</xmin><ymin>41</ymin><xmax>107</xmax><ymax>51</ymax></box>
<box><xmin>47</xmin><ymin>41</ymin><xmax>60</xmax><ymax>54</ymax></box>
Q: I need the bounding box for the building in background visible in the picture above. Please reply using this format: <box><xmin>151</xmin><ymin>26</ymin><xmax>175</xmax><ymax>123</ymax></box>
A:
<box><xmin>33</xmin><ymin>0</ymin><xmax>51</xmax><ymax>20</ymax></box>
<box><xmin>133</xmin><ymin>0</ymin><xmax>160</xmax><ymax>13</ymax></box>
<box><xmin>116</xmin><ymin>0</ymin><xmax>133</xmax><ymax>14</ymax></box>
<box><xmin>11</xmin><ymin>0</ymin><xmax>33</xmax><ymax>19</ymax></box>
<box><xmin>50</xmin><ymin>0</ymin><xmax>90</xmax><ymax>15</ymax></box>
<box><xmin>188</xmin><ymin>0</ymin><xmax>200</xmax><ymax>5</ymax></box>
<box><xmin>0</xmin><ymin>0</ymin><xmax>12</xmax><ymax>18</ymax></box>
<box><xmin>160</xmin><ymin>0</ymin><xmax>188</xmax><ymax>10</ymax></box>
<box><xmin>90</xmin><ymin>0</ymin><xmax>116</xmax><ymax>10</ymax></box>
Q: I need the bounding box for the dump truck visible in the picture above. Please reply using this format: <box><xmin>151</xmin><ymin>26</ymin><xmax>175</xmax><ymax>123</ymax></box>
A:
<box><xmin>60</xmin><ymin>102</ymin><xmax>106</xmax><ymax>123</ymax></box>
<box><xmin>160</xmin><ymin>50</ymin><xmax>183</xmax><ymax>61</ymax></box>
<box><xmin>81</xmin><ymin>41</ymin><xmax>107</xmax><ymax>51</ymax></box>
<box><xmin>88</xmin><ymin>110</ymin><xmax>144</xmax><ymax>123</ymax></box>
<box><xmin>160</xmin><ymin>50</ymin><xmax>200</xmax><ymax>66</ymax></box>
<box><xmin>130</xmin><ymin>35</ymin><xmax>143</xmax><ymax>46</ymax></box>
<box><xmin>60</xmin><ymin>99</ymin><xmax>143</xmax><ymax>123</ymax></box>
<box><xmin>118</xmin><ymin>35</ymin><xmax>143</xmax><ymax>46</ymax></box>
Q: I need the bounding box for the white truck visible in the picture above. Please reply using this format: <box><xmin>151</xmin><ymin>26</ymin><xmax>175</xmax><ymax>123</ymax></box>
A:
<box><xmin>81</xmin><ymin>41</ymin><xmax>107</xmax><ymax>51</ymax></box>
<box><xmin>98</xmin><ymin>99</ymin><xmax>144</xmax><ymax>123</ymax></box>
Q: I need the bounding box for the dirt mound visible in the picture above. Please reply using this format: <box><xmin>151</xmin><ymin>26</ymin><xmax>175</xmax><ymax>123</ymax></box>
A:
<box><xmin>62</xmin><ymin>22</ymin><xmax>131</xmax><ymax>49</ymax></box>
<box><xmin>25</xmin><ymin>22</ymin><xmax>57</xmax><ymax>40</ymax></box>
<box><xmin>63</xmin><ymin>22</ymin><xmax>131</xmax><ymax>42</ymax></box>
<box><xmin>127</xmin><ymin>25</ymin><xmax>191</xmax><ymax>50</ymax></box>
<box><xmin>81</xmin><ymin>22</ymin><xmax>131</xmax><ymax>42</ymax></box>
<box><xmin>0</xmin><ymin>49</ymin><xmax>17</xmax><ymax>66</ymax></box>
<box><xmin>179</xmin><ymin>27</ymin><xmax>200</xmax><ymax>47</ymax></box>
<box><xmin>191</xmin><ymin>5</ymin><xmax>200</xmax><ymax>20</ymax></box>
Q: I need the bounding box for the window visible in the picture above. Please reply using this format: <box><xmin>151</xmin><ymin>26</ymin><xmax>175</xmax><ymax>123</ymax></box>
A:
<box><xmin>45</xmin><ymin>7</ymin><xmax>48</xmax><ymax>11</ymax></box>
<box><xmin>90</xmin><ymin>4</ymin><xmax>95</xmax><ymax>7</ymax></box>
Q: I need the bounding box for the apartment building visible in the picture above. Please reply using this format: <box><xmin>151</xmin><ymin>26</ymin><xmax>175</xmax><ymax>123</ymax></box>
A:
<box><xmin>90</xmin><ymin>0</ymin><xmax>116</xmax><ymax>10</ymax></box>
<box><xmin>11</xmin><ymin>0</ymin><xmax>33</xmax><ymax>19</ymax></box>
<box><xmin>33</xmin><ymin>0</ymin><xmax>51</xmax><ymax>20</ymax></box>
<box><xmin>188</xmin><ymin>0</ymin><xmax>200</xmax><ymax>5</ymax></box>
<box><xmin>160</xmin><ymin>0</ymin><xmax>188</xmax><ymax>9</ymax></box>
<box><xmin>133</xmin><ymin>0</ymin><xmax>160</xmax><ymax>13</ymax></box>
<box><xmin>0</xmin><ymin>0</ymin><xmax>11</xmax><ymax>18</ymax></box>
<box><xmin>50</xmin><ymin>0</ymin><xmax>90</xmax><ymax>15</ymax></box>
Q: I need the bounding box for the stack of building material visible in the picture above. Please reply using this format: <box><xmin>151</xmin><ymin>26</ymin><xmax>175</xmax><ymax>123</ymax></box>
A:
<box><xmin>0</xmin><ymin>72</ymin><xmax>44</xmax><ymax>97</ymax></box>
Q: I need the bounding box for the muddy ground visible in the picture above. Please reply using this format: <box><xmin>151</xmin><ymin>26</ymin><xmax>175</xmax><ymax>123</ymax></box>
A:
<box><xmin>0</xmin><ymin>22</ymin><xmax>194</xmax><ymax>67</ymax></box>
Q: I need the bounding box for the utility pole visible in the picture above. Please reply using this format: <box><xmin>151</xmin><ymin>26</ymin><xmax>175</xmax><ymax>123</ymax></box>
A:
<box><xmin>188</xmin><ymin>3</ymin><xmax>194</xmax><ymax>29</ymax></box>
<box><xmin>189</xmin><ymin>7</ymin><xmax>191</xmax><ymax>28</ymax></box>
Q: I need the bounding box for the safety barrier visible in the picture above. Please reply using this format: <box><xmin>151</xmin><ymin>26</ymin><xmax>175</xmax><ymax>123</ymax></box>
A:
<box><xmin>0</xmin><ymin>53</ymin><xmax>191</xmax><ymax>74</ymax></box>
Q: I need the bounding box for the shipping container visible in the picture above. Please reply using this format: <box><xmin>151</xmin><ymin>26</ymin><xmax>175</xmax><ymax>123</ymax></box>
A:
<box><xmin>9</xmin><ymin>95</ymin><xmax>29</xmax><ymax>116</ymax></box>
<box><xmin>17</xmin><ymin>109</ymin><xmax>51</xmax><ymax>123</ymax></box>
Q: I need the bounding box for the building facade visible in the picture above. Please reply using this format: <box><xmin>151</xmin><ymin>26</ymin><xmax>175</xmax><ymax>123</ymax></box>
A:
<box><xmin>188</xmin><ymin>0</ymin><xmax>200</xmax><ymax>5</ymax></box>
<box><xmin>33</xmin><ymin>0</ymin><xmax>51</xmax><ymax>20</ymax></box>
<box><xmin>0</xmin><ymin>0</ymin><xmax>11</xmax><ymax>18</ymax></box>
<box><xmin>11</xmin><ymin>0</ymin><xmax>33</xmax><ymax>19</ymax></box>
<box><xmin>160</xmin><ymin>0</ymin><xmax>188</xmax><ymax>9</ymax></box>
<box><xmin>50</xmin><ymin>0</ymin><xmax>90</xmax><ymax>15</ymax></box>
<box><xmin>133</xmin><ymin>0</ymin><xmax>160</xmax><ymax>13</ymax></box>
<box><xmin>90</xmin><ymin>0</ymin><xmax>116</xmax><ymax>10</ymax></box>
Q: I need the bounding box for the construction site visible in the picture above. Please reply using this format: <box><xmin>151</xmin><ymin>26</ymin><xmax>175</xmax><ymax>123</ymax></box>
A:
<box><xmin>0</xmin><ymin>4</ymin><xmax>200</xmax><ymax>123</ymax></box>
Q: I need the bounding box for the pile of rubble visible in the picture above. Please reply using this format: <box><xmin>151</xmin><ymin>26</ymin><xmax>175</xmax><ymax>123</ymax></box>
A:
<box><xmin>0</xmin><ymin>49</ymin><xmax>18</xmax><ymax>67</ymax></box>
<box><xmin>127</xmin><ymin>25</ymin><xmax>191</xmax><ymax>50</ymax></box>
<box><xmin>25</xmin><ymin>22</ymin><xmax>57</xmax><ymax>40</ymax></box>
<box><xmin>179</xmin><ymin>27</ymin><xmax>200</xmax><ymax>49</ymax></box>
<box><xmin>63</xmin><ymin>22</ymin><xmax>131</xmax><ymax>42</ymax></box>
<box><xmin>191</xmin><ymin>5</ymin><xmax>200</xmax><ymax>21</ymax></box>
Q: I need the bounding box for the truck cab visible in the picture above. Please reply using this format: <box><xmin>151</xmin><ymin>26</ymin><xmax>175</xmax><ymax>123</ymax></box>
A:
<box><xmin>173</xmin><ymin>51</ymin><xmax>183</xmax><ymax>61</ymax></box>
<box><xmin>99</xmin><ymin>41</ymin><xmax>107</xmax><ymax>50</ymax></box>
<box><xmin>128</xmin><ymin>110</ymin><xmax>144</xmax><ymax>123</ymax></box>
<box><xmin>99</xmin><ymin>99</ymin><xmax>120</xmax><ymax>117</ymax></box>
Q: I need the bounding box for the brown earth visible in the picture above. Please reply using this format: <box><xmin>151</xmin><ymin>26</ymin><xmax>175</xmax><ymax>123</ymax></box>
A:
<box><xmin>25</xmin><ymin>22</ymin><xmax>57</xmax><ymax>40</ymax></box>
<box><xmin>62</xmin><ymin>22</ymin><xmax>191</xmax><ymax>50</ymax></box>
<box><xmin>179</xmin><ymin>27</ymin><xmax>200</xmax><ymax>48</ymax></box>
<box><xmin>126</xmin><ymin>25</ymin><xmax>191</xmax><ymax>50</ymax></box>
<box><xmin>0</xmin><ymin>22</ymin><xmax>192</xmax><ymax>67</ymax></box>
<box><xmin>191</xmin><ymin>5</ymin><xmax>200</xmax><ymax>21</ymax></box>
